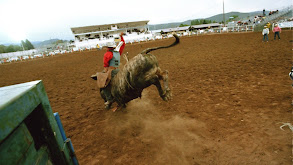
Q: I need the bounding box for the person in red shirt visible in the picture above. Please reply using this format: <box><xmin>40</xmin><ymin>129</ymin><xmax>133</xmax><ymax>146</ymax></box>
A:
<box><xmin>103</xmin><ymin>32</ymin><xmax>125</xmax><ymax>72</ymax></box>
<box><xmin>272</xmin><ymin>24</ymin><xmax>281</xmax><ymax>40</ymax></box>
<box><xmin>102</xmin><ymin>32</ymin><xmax>126</xmax><ymax>109</ymax></box>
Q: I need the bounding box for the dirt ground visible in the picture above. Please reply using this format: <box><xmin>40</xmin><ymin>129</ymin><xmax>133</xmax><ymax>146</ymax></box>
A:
<box><xmin>0</xmin><ymin>31</ymin><xmax>292</xmax><ymax>164</ymax></box>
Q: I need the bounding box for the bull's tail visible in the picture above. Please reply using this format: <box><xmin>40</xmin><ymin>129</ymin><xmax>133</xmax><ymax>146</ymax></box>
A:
<box><xmin>141</xmin><ymin>34</ymin><xmax>180</xmax><ymax>54</ymax></box>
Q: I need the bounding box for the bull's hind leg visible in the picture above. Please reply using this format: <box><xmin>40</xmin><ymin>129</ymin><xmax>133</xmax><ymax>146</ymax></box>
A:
<box><xmin>155</xmin><ymin>68</ymin><xmax>172</xmax><ymax>101</ymax></box>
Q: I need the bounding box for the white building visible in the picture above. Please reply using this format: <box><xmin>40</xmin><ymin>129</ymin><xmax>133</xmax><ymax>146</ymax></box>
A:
<box><xmin>70</xmin><ymin>20</ymin><xmax>153</xmax><ymax>49</ymax></box>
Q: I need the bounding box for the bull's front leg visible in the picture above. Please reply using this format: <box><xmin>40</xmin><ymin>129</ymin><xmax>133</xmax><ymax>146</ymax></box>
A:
<box><xmin>155</xmin><ymin>69</ymin><xmax>172</xmax><ymax>101</ymax></box>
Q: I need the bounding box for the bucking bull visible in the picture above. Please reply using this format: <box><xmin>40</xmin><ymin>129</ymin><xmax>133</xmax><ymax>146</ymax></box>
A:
<box><xmin>95</xmin><ymin>34</ymin><xmax>179</xmax><ymax>110</ymax></box>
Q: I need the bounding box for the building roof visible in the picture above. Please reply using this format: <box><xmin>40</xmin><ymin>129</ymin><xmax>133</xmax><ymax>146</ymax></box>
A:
<box><xmin>71</xmin><ymin>20</ymin><xmax>149</xmax><ymax>35</ymax></box>
<box><xmin>161</xmin><ymin>26</ymin><xmax>190</xmax><ymax>33</ymax></box>
<box><xmin>190</xmin><ymin>23</ymin><xmax>222</xmax><ymax>29</ymax></box>
<box><xmin>151</xmin><ymin>23</ymin><xmax>222</xmax><ymax>33</ymax></box>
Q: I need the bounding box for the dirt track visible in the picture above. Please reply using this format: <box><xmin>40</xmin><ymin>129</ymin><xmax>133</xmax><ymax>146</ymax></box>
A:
<box><xmin>0</xmin><ymin>31</ymin><xmax>292</xmax><ymax>164</ymax></box>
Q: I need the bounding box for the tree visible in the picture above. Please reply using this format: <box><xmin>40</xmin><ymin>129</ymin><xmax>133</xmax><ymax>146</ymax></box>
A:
<box><xmin>0</xmin><ymin>44</ymin><xmax>24</xmax><ymax>53</ymax></box>
<box><xmin>21</xmin><ymin>39</ymin><xmax>34</xmax><ymax>50</ymax></box>
<box><xmin>191</xmin><ymin>19</ymin><xmax>213</xmax><ymax>25</ymax></box>
<box><xmin>191</xmin><ymin>20</ymin><xmax>200</xmax><ymax>25</ymax></box>
<box><xmin>6</xmin><ymin>45</ymin><xmax>15</xmax><ymax>52</ymax></box>
<box><xmin>179</xmin><ymin>24</ymin><xmax>189</xmax><ymax>27</ymax></box>
<box><xmin>14</xmin><ymin>45</ymin><xmax>22</xmax><ymax>51</ymax></box>
<box><xmin>25</xmin><ymin>39</ymin><xmax>34</xmax><ymax>50</ymax></box>
<box><xmin>21</xmin><ymin>40</ymin><xmax>27</xmax><ymax>50</ymax></box>
<box><xmin>0</xmin><ymin>45</ymin><xmax>5</xmax><ymax>53</ymax></box>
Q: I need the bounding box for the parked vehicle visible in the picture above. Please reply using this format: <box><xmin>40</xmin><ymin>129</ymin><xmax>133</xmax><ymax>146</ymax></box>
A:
<box><xmin>34</xmin><ymin>54</ymin><xmax>43</xmax><ymax>58</ymax></box>
<box><xmin>22</xmin><ymin>56</ymin><xmax>29</xmax><ymax>60</ymax></box>
<box><xmin>9</xmin><ymin>57</ymin><xmax>20</xmax><ymax>61</ymax></box>
<box><xmin>54</xmin><ymin>50</ymin><xmax>61</xmax><ymax>54</ymax></box>
<box><xmin>49</xmin><ymin>52</ymin><xmax>56</xmax><ymax>56</ymax></box>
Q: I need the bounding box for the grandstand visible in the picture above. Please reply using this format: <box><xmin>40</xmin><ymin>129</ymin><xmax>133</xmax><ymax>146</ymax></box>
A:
<box><xmin>70</xmin><ymin>20</ymin><xmax>152</xmax><ymax>49</ymax></box>
<box><xmin>249</xmin><ymin>6</ymin><xmax>292</xmax><ymax>31</ymax></box>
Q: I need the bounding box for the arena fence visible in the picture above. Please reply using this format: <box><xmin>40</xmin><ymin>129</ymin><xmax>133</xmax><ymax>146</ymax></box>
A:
<box><xmin>193</xmin><ymin>25</ymin><xmax>255</xmax><ymax>35</ymax></box>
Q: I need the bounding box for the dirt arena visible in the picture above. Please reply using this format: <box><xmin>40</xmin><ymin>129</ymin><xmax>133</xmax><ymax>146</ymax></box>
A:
<box><xmin>0</xmin><ymin>31</ymin><xmax>292</xmax><ymax>164</ymax></box>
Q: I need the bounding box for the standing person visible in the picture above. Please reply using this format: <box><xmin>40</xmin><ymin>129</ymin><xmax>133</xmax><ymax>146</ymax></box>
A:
<box><xmin>273</xmin><ymin>24</ymin><xmax>281</xmax><ymax>40</ymax></box>
<box><xmin>262</xmin><ymin>26</ymin><xmax>269</xmax><ymax>42</ymax></box>
<box><xmin>266</xmin><ymin>22</ymin><xmax>271</xmax><ymax>30</ymax></box>
<box><xmin>101</xmin><ymin>32</ymin><xmax>125</xmax><ymax>109</ymax></box>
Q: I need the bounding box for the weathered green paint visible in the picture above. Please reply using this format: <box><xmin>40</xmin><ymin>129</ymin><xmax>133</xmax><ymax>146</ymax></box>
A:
<box><xmin>0</xmin><ymin>123</ymin><xmax>33</xmax><ymax>164</ymax></box>
<box><xmin>0</xmin><ymin>80</ymin><xmax>76</xmax><ymax>165</ymax></box>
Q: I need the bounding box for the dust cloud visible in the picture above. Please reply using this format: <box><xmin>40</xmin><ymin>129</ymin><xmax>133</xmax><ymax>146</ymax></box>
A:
<box><xmin>105</xmin><ymin>90</ymin><xmax>210</xmax><ymax>164</ymax></box>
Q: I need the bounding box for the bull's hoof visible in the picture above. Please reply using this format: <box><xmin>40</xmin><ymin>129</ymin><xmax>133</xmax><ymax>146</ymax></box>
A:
<box><xmin>162</xmin><ymin>89</ymin><xmax>172</xmax><ymax>101</ymax></box>
<box><xmin>163</xmin><ymin>96</ymin><xmax>171</xmax><ymax>101</ymax></box>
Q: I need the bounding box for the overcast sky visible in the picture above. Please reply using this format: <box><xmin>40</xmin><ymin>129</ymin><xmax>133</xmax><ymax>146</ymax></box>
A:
<box><xmin>0</xmin><ymin>0</ymin><xmax>291</xmax><ymax>44</ymax></box>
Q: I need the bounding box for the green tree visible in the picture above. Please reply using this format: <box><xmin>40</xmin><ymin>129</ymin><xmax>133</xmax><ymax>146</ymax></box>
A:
<box><xmin>25</xmin><ymin>39</ymin><xmax>34</xmax><ymax>50</ymax></box>
<box><xmin>21</xmin><ymin>39</ymin><xmax>34</xmax><ymax>50</ymax></box>
<box><xmin>191</xmin><ymin>19</ymin><xmax>213</xmax><ymax>25</ymax></box>
<box><xmin>179</xmin><ymin>24</ymin><xmax>189</xmax><ymax>27</ymax></box>
<box><xmin>191</xmin><ymin>19</ymin><xmax>200</xmax><ymax>25</ymax></box>
<box><xmin>0</xmin><ymin>45</ymin><xmax>5</xmax><ymax>53</ymax></box>
<box><xmin>21</xmin><ymin>40</ymin><xmax>27</xmax><ymax>50</ymax></box>
<box><xmin>0</xmin><ymin>44</ymin><xmax>24</xmax><ymax>53</ymax></box>
<box><xmin>14</xmin><ymin>45</ymin><xmax>22</xmax><ymax>51</ymax></box>
<box><xmin>6</xmin><ymin>45</ymin><xmax>15</xmax><ymax>52</ymax></box>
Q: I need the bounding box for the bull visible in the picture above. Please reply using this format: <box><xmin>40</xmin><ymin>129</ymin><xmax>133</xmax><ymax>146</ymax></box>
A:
<box><xmin>100</xmin><ymin>34</ymin><xmax>180</xmax><ymax>110</ymax></box>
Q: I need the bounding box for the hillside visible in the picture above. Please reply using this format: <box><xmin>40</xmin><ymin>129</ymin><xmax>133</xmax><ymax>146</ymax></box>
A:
<box><xmin>32</xmin><ymin>39</ymin><xmax>60</xmax><ymax>48</ymax></box>
<box><xmin>148</xmin><ymin>11</ymin><xmax>265</xmax><ymax>30</ymax></box>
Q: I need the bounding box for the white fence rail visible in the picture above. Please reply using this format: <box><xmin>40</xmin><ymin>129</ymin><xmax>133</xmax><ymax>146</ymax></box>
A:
<box><xmin>0</xmin><ymin>49</ymin><xmax>37</xmax><ymax>59</ymax></box>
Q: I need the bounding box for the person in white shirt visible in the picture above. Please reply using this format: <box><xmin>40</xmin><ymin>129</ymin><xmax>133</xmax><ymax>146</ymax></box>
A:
<box><xmin>262</xmin><ymin>26</ymin><xmax>269</xmax><ymax>42</ymax></box>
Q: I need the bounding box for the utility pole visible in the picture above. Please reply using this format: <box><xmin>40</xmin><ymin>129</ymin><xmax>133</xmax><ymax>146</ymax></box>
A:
<box><xmin>223</xmin><ymin>0</ymin><xmax>225</xmax><ymax>26</ymax></box>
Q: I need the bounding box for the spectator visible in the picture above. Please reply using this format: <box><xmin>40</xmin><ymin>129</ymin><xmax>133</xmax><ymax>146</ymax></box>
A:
<box><xmin>262</xmin><ymin>26</ymin><xmax>269</xmax><ymax>42</ymax></box>
<box><xmin>266</xmin><ymin>22</ymin><xmax>271</xmax><ymax>30</ymax></box>
<box><xmin>272</xmin><ymin>24</ymin><xmax>281</xmax><ymax>40</ymax></box>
